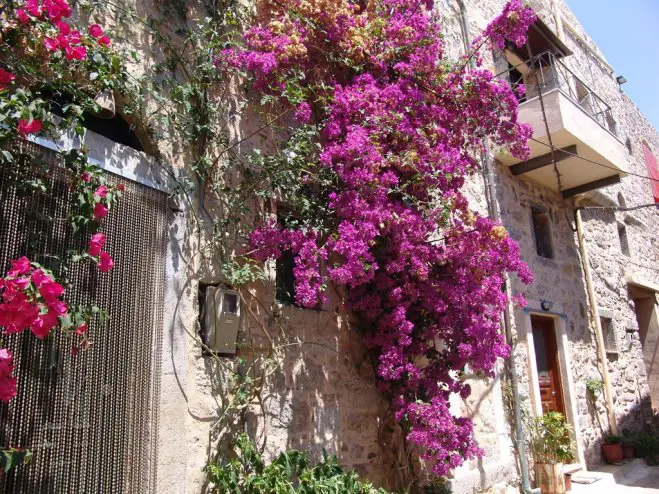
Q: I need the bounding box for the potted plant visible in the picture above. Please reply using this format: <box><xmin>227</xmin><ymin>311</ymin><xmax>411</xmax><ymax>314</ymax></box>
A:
<box><xmin>527</xmin><ymin>411</ymin><xmax>575</xmax><ymax>494</ymax></box>
<box><xmin>602</xmin><ymin>435</ymin><xmax>623</xmax><ymax>464</ymax></box>
<box><xmin>621</xmin><ymin>430</ymin><xmax>636</xmax><ymax>459</ymax></box>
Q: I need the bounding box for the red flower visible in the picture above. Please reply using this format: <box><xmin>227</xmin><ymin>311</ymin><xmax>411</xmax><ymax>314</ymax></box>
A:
<box><xmin>16</xmin><ymin>9</ymin><xmax>31</xmax><ymax>24</ymax></box>
<box><xmin>65</xmin><ymin>45</ymin><xmax>87</xmax><ymax>61</ymax></box>
<box><xmin>56</xmin><ymin>20</ymin><xmax>71</xmax><ymax>35</ymax></box>
<box><xmin>25</xmin><ymin>0</ymin><xmax>40</xmax><ymax>17</ymax></box>
<box><xmin>48</xmin><ymin>299</ymin><xmax>68</xmax><ymax>316</ymax></box>
<box><xmin>17</xmin><ymin>119</ymin><xmax>43</xmax><ymax>135</ymax></box>
<box><xmin>38</xmin><ymin>279</ymin><xmax>65</xmax><ymax>301</ymax></box>
<box><xmin>98</xmin><ymin>36</ymin><xmax>111</xmax><ymax>47</ymax></box>
<box><xmin>0</xmin><ymin>69</ymin><xmax>16</xmax><ymax>91</ymax></box>
<box><xmin>7</xmin><ymin>256</ymin><xmax>31</xmax><ymax>277</ymax></box>
<box><xmin>31</xmin><ymin>310</ymin><xmax>59</xmax><ymax>339</ymax></box>
<box><xmin>81</xmin><ymin>172</ymin><xmax>91</xmax><ymax>182</ymax></box>
<box><xmin>75</xmin><ymin>323</ymin><xmax>88</xmax><ymax>335</ymax></box>
<box><xmin>98</xmin><ymin>252</ymin><xmax>114</xmax><ymax>273</ymax></box>
<box><xmin>44</xmin><ymin>37</ymin><xmax>59</xmax><ymax>52</ymax></box>
<box><xmin>94</xmin><ymin>185</ymin><xmax>108</xmax><ymax>198</ymax></box>
<box><xmin>88</xmin><ymin>24</ymin><xmax>104</xmax><ymax>38</ymax></box>
<box><xmin>68</xmin><ymin>30</ymin><xmax>81</xmax><ymax>45</ymax></box>
<box><xmin>88</xmin><ymin>232</ymin><xmax>106</xmax><ymax>256</ymax></box>
<box><xmin>0</xmin><ymin>348</ymin><xmax>17</xmax><ymax>403</ymax></box>
<box><xmin>93</xmin><ymin>202</ymin><xmax>108</xmax><ymax>220</ymax></box>
<box><xmin>30</xmin><ymin>268</ymin><xmax>48</xmax><ymax>286</ymax></box>
<box><xmin>116</xmin><ymin>183</ymin><xmax>125</xmax><ymax>192</ymax></box>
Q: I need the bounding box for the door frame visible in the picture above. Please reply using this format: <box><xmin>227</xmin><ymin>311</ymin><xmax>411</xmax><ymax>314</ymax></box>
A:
<box><xmin>520</xmin><ymin>305</ymin><xmax>586</xmax><ymax>466</ymax></box>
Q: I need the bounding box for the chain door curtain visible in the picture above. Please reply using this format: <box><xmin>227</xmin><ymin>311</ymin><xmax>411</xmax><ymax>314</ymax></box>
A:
<box><xmin>0</xmin><ymin>143</ymin><xmax>167</xmax><ymax>493</ymax></box>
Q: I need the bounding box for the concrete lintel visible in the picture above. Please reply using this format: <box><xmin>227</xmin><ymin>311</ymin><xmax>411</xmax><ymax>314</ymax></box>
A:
<box><xmin>511</xmin><ymin>144</ymin><xmax>577</xmax><ymax>176</ymax></box>
<box><xmin>561</xmin><ymin>174</ymin><xmax>621</xmax><ymax>199</ymax></box>
<box><xmin>626</xmin><ymin>272</ymin><xmax>659</xmax><ymax>294</ymax></box>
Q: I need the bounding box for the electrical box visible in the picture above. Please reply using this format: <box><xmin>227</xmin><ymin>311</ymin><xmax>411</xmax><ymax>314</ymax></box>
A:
<box><xmin>202</xmin><ymin>286</ymin><xmax>240</xmax><ymax>355</ymax></box>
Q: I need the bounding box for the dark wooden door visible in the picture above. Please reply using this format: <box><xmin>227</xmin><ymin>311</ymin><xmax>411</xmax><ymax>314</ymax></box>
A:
<box><xmin>532</xmin><ymin>316</ymin><xmax>566</xmax><ymax>415</ymax></box>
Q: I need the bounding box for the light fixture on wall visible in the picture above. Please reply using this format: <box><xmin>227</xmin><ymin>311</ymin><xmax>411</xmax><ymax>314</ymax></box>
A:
<box><xmin>616</xmin><ymin>75</ymin><xmax>628</xmax><ymax>86</ymax></box>
<box><xmin>625</xmin><ymin>326</ymin><xmax>637</xmax><ymax>347</ymax></box>
<box><xmin>540</xmin><ymin>300</ymin><xmax>553</xmax><ymax>312</ymax></box>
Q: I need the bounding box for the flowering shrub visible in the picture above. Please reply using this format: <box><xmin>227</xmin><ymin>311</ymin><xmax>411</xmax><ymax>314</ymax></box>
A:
<box><xmin>0</xmin><ymin>0</ymin><xmax>120</xmax><ymax>412</ymax></box>
<box><xmin>225</xmin><ymin>0</ymin><xmax>535</xmax><ymax>476</ymax></box>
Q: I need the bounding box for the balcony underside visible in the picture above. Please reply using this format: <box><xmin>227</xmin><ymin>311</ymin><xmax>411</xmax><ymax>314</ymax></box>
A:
<box><xmin>496</xmin><ymin>89</ymin><xmax>628</xmax><ymax>197</ymax></box>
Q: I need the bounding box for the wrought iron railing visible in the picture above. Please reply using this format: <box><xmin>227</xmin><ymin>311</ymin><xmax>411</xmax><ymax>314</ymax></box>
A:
<box><xmin>503</xmin><ymin>51</ymin><xmax>618</xmax><ymax>137</ymax></box>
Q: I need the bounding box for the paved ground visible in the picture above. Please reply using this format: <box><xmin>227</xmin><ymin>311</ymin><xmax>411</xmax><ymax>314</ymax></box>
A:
<box><xmin>570</xmin><ymin>459</ymin><xmax>659</xmax><ymax>493</ymax></box>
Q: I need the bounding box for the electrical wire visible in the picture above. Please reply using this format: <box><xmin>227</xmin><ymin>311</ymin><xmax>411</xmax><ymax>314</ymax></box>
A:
<box><xmin>528</xmin><ymin>136</ymin><xmax>659</xmax><ymax>184</ymax></box>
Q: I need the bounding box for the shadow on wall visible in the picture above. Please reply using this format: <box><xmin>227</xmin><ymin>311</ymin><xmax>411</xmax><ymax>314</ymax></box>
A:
<box><xmin>231</xmin><ymin>284</ymin><xmax>408</xmax><ymax>492</ymax></box>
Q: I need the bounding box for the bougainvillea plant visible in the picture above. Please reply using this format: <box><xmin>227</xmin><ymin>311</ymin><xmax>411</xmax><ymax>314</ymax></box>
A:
<box><xmin>0</xmin><ymin>0</ymin><xmax>122</xmax><ymax>409</ymax></box>
<box><xmin>223</xmin><ymin>0</ymin><xmax>535</xmax><ymax>476</ymax></box>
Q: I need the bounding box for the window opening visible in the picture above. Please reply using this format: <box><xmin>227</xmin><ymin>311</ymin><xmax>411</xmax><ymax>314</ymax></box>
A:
<box><xmin>531</xmin><ymin>206</ymin><xmax>554</xmax><ymax>259</ymax></box>
<box><xmin>618</xmin><ymin>222</ymin><xmax>630</xmax><ymax>257</ymax></box>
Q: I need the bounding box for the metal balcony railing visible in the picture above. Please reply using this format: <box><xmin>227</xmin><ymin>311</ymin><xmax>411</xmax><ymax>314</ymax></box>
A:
<box><xmin>503</xmin><ymin>51</ymin><xmax>618</xmax><ymax>137</ymax></box>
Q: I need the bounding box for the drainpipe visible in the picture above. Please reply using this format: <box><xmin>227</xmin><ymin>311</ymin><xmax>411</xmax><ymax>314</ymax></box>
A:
<box><xmin>550</xmin><ymin>0</ymin><xmax>564</xmax><ymax>42</ymax></box>
<box><xmin>574</xmin><ymin>201</ymin><xmax>618</xmax><ymax>434</ymax></box>
<box><xmin>456</xmin><ymin>2</ymin><xmax>538</xmax><ymax>493</ymax></box>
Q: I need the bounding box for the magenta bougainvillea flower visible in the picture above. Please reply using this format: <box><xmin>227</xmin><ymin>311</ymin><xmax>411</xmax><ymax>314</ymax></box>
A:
<box><xmin>229</xmin><ymin>0</ymin><xmax>536</xmax><ymax>476</ymax></box>
<box><xmin>0</xmin><ymin>348</ymin><xmax>17</xmax><ymax>403</ymax></box>
<box><xmin>93</xmin><ymin>202</ymin><xmax>108</xmax><ymax>220</ymax></box>
<box><xmin>88</xmin><ymin>232</ymin><xmax>106</xmax><ymax>256</ymax></box>
<box><xmin>17</xmin><ymin>119</ymin><xmax>43</xmax><ymax>135</ymax></box>
<box><xmin>98</xmin><ymin>252</ymin><xmax>114</xmax><ymax>273</ymax></box>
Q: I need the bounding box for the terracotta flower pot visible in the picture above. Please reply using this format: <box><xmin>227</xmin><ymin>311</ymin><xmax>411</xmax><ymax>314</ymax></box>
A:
<box><xmin>535</xmin><ymin>462</ymin><xmax>566</xmax><ymax>494</ymax></box>
<box><xmin>564</xmin><ymin>473</ymin><xmax>572</xmax><ymax>491</ymax></box>
<box><xmin>622</xmin><ymin>443</ymin><xmax>635</xmax><ymax>459</ymax></box>
<box><xmin>602</xmin><ymin>443</ymin><xmax>623</xmax><ymax>464</ymax></box>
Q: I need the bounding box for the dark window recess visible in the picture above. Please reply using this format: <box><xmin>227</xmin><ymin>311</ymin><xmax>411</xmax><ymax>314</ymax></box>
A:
<box><xmin>600</xmin><ymin>317</ymin><xmax>618</xmax><ymax>354</ymax></box>
<box><xmin>618</xmin><ymin>222</ymin><xmax>630</xmax><ymax>256</ymax></box>
<box><xmin>508</xmin><ymin>63</ymin><xmax>526</xmax><ymax>102</ymax></box>
<box><xmin>531</xmin><ymin>206</ymin><xmax>554</xmax><ymax>258</ymax></box>
<box><xmin>48</xmin><ymin>91</ymin><xmax>144</xmax><ymax>151</ymax></box>
<box><xmin>276</xmin><ymin>249</ymin><xmax>296</xmax><ymax>305</ymax></box>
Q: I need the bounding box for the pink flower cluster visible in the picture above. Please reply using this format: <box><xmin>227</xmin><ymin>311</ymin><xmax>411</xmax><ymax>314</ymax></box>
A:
<box><xmin>16</xmin><ymin>0</ymin><xmax>110</xmax><ymax>62</ymax></box>
<box><xmin>0</xmin><ymin>348</ymin><xmax>17</xmax><ymax>403</ymax></box>
<box><xmin>0</xmin><ymin>257</ymin><xmax>68</xmax><ymax>339</ymax></box>
<box><xmin>88</xmin><ymin>233</ymin><xmax>114</xmax><ymax>273</ymax></box>
<box><xmin>237</xmin><ymin>0</ymin><xmax>535</xmax><ymax>476</ymax></box>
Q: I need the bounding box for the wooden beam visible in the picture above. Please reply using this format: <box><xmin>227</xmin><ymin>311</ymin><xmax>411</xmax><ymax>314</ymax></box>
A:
<box><xmin>561</xmin><ymin>174</ymin><xmax>621</xmax><ymax>199</ymax></box>
<box><xmin>510</xmin><ymin>145</ymin><xmax>577</xmax><ymax>176</ymax></box>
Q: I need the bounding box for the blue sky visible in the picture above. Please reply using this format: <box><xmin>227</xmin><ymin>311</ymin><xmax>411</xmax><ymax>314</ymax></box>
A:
<box><xmin>566</xmin><ymin>1</ymin><xmax>659</xmax><ymax>130</ymax></box>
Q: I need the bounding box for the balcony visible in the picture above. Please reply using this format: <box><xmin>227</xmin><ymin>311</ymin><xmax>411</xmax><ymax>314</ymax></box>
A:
<box><xmin>496</xmin><ymin>52</ymin><xmax>628</xmax><ymax>198</ymax></box>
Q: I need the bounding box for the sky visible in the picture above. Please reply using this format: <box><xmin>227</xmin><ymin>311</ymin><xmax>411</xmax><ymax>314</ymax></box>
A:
<box><xmin>566</xmin><ymin>0</ymin><xmax>659</xmax><ymax>130</ymax></box>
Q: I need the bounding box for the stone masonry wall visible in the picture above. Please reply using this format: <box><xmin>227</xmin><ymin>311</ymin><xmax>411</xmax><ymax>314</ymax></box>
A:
<box><xmin>92</xmin><ymin>0</ymin><xmax>659</xmax><ymax>492</ymax></box>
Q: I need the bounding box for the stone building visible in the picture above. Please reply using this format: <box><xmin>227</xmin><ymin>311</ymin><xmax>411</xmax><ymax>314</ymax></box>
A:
<box><xmin>153</xmin><ymin>1</ymin><xmax>659</xmax><ymax>491</ymax></box>
<box><xmin>1</xmin><ymin>1</ymin><xmax>658</xmax><ymax>493</ymax></box>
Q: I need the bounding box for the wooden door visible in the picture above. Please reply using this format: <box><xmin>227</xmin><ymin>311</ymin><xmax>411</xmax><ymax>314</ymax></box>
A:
<box><xmin>531</xmin><ymin>316</ymin><xmax>566</xmax><ymax>415</ymax></box>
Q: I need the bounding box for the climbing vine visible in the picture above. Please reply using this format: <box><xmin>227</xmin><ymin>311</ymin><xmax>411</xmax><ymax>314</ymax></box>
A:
<box><xmin>0</xmin><ymin>0</ymin><xmax>123</xmax><ymax>417</ymax></box>
<box><xmin>0</xmin><ymin>0</ymin><xmax>539</xmax><ymax>485</ymax></box>
<box><xmin>222</xmin><ymin>0</ymin><xmax>536</xmax><ymax>477</ymax></box>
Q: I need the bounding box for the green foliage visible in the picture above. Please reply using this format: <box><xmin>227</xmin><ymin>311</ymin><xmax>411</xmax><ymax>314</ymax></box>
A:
<box><xmin>585</xmin><ymin>378</ymin><xmax>603</xmax><ymax>397</ymax></box>
<box><xmin>1</xmin><ymin>448</ymin><xmax>33</xmax><ymax>474</ymax></box>
<box><xmin>206</xmin><ymin>434</ymin><xmax>393</xmax><ymax>494</ymax></box>
<box><xmin>604</xmin><ymin>434</ymin><xmax>623</xmax><ymax>444</ymax></box>
<box><xmin>526</xmin><ymin>411</ymin><xmax>575</xmax><ymax>465</ymax></box>
<box><xmin>629</xmin><ymin>433</ymin><xmax>659</xmax><ymax>458</ymax></box>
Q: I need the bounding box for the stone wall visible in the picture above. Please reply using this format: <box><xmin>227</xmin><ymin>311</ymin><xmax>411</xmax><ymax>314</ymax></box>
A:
<box><xmin>91</xmin><ymin>0</ymin><xmax>659</xmax><ymax>492</ymax></box>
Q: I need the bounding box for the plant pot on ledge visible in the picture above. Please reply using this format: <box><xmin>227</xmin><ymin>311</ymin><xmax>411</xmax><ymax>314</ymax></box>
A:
<box><xmin>622</xmin><ymin>442</ymin><xmax>635</xmax><ymax>459</ymax></box>
<box><xmin>602</xmin><ymin>435</ymin><xmax>624</xmax><ymax>464</ymax></box>
<box><xmin>535</xmin><ymin>462</ymin><xmax>566</xmax><ymax>494</ymax></box>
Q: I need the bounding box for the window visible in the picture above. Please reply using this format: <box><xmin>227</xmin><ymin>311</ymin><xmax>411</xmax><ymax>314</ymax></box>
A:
<box><xmin>617</xmin><ymin>222</ymin><xmax>630</xmax><ymax>257</ymax></box>
<box><xmin>600</xmin><ymin>317</ymin><xmax>618</xmax><ymax>354</ymax></box>
<box><xmin>274</xmin><ymin>206</ymin><xmax>297</xmax><ymax>305</ymax></box>
<box><xmin>531</xmin><ymin>206</ymin><xmax>553</xmax><ymax>258</ymax></box>
<box><xmin>276</xmin><ymin>249</ymin><xmax>296</xmax><ymax>305</ymax></box>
